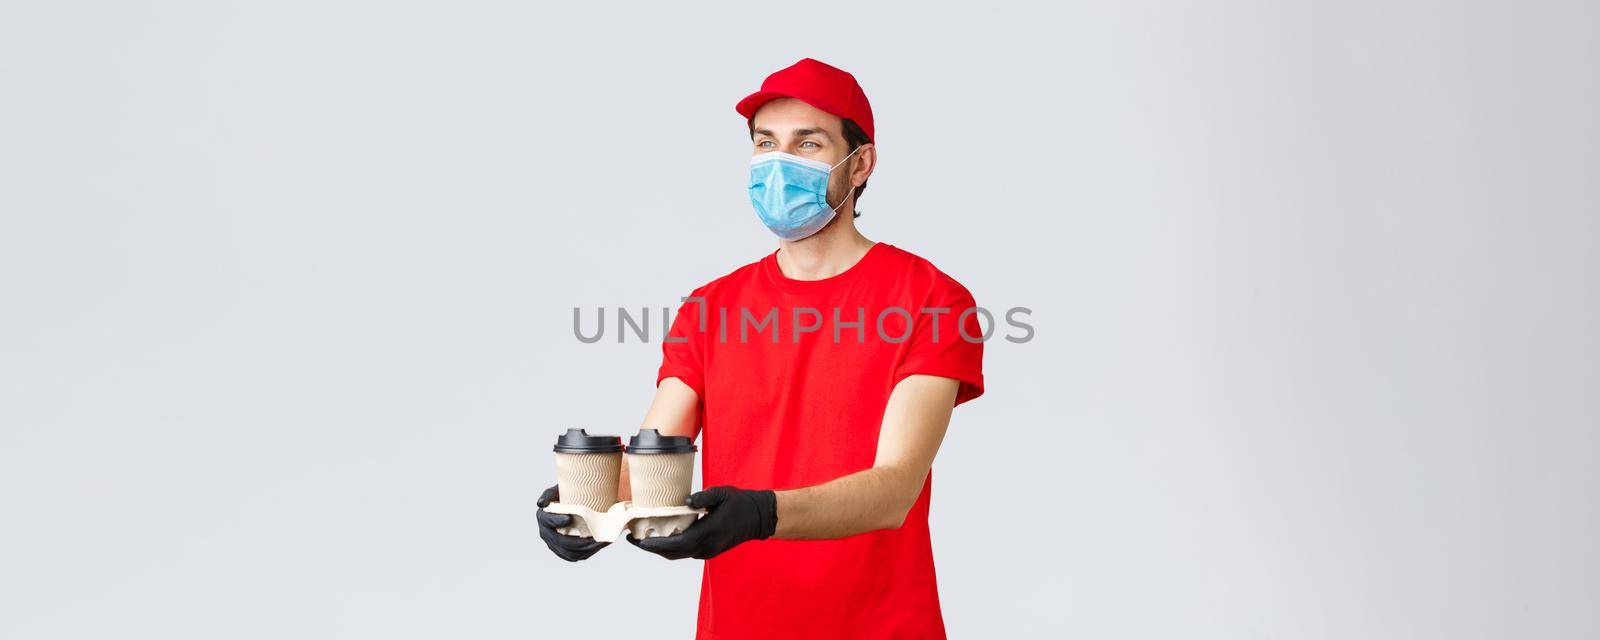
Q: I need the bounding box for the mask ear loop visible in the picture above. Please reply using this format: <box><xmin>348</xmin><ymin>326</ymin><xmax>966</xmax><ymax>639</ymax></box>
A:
<box><xmin>824</xmin><ymin>145</ymin><xmax>865</xmax><ymax>213</ymax></box>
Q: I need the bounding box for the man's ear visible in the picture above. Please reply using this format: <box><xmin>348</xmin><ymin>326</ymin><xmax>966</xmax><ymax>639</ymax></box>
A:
<box><xmin>853</xmin><ymin>144</ymin><xmax>876</xmax><ymax>186</ymax></box>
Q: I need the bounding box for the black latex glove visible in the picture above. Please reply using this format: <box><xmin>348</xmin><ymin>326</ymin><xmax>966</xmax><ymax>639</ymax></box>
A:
<box><xmin>537</xmin><ymin>485</ymin><xmax>611</xmax><ymax>562</ymax></box>
<box><xmin>627</xmin><ymin>485</ymin><xmax>777</xmax><ymax>560</ymax></box>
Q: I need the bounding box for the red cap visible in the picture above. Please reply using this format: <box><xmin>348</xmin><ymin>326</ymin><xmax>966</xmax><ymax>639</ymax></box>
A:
<box><xmin>736</xmin><ymin>58</ymin><xmax>875</xmax><ymax>142</ymax></box>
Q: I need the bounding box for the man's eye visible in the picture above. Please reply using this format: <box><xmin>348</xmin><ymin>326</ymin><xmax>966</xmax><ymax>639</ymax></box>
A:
<box><xmin>801</xmin><ymin>141</ymin><xmax>819</xmax><ymax>149</ymax></box>
<box><xmin>757</xmin><ymin>140</ymin><xmax>774</xmax><ymax>148</ymax></box>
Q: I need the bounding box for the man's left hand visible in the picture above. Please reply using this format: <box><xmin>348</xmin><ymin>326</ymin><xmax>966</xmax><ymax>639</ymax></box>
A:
<box><xmin>628</xmin><ymin>485</ymin><xmax>778</xmax><ymax>560</ymax></box>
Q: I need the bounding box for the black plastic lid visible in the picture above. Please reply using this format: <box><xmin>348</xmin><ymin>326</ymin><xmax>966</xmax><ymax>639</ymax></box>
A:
<box><xmin>626</xmin><ymin>428</ymin><xmax>697</xmax><ymax>454</ymax></box>
<box><xmin>552</xmin><ymin>428</ymin><xmax>623</xmax><ymax>453</ymax></box>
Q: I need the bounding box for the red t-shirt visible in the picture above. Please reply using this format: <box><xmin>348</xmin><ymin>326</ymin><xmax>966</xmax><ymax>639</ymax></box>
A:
<box><xmin>656</xmin><ymin>243</ymin><xmax>985</xmax><ymax>639</ymax></box>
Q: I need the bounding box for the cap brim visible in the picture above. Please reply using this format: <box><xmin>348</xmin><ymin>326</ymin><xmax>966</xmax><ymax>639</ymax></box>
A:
<box><xmin>735</xmin><ymin>90</ymin><xmax>794</xmax><ymax>119</ymax></box>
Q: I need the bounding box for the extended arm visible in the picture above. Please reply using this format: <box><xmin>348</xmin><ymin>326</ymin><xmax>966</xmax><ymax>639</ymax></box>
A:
<box><xmin>629</xmin><ymin>374</ymin><xmax>961</xmax><ymax>559</ymax></box>
<box><xmin>772</xmin><ymin>374</ymin><xmax>958</xmax><ymax>538</ymax></box>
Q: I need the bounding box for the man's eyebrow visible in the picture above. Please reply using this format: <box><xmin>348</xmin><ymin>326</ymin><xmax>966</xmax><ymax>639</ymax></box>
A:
<box><xmin>751</xmin><ymin>127</ymin><xmax>835</xmax><ymax>140</ymax></box>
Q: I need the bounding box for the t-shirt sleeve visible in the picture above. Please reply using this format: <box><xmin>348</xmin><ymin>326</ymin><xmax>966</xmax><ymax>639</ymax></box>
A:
<box><xmin>656</xmin><ymin>291</ymin><xmax>707</xmax><ymax>398</ymax></box>
<box><xmin>893</xmin><ymin>279</ymin><xmax>986</xmax><ymax>406</ymax></box>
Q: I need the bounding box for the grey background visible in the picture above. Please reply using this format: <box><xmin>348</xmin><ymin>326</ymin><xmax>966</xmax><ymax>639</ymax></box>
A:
<box><xmin>2</xmin><ymin>1</ymin><xmax>1596</xmax><ymax>638</ymax></box>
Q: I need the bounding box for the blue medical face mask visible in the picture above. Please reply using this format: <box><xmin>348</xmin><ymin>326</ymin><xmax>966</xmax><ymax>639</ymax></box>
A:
<box><xmin>748</xmin><ymin>146</ymin><xmax>862</xmax><ymax>241</ymax></box>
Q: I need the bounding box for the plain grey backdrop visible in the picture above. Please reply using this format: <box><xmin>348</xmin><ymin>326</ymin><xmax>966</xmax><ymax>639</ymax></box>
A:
<box><xmin>2</xmin><ymin>1</ymin><xmax>1596</xmax><ymax>638</ymax></box>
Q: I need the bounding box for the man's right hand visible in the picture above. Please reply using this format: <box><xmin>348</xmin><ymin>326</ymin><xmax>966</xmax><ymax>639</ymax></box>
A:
<box><xmin>537</xmin><ymin>485</ymin><xmax>611</xmax><ymax>562</ymax></box>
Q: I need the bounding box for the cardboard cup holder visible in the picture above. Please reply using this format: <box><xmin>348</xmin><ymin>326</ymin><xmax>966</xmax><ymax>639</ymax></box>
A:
<box><xmin>545</xmin><ymin>501</ymin><xmax>705</xmax><ymax>541</ymax></box>
<box><xmin>549</xmin><ymin>429</ymin><xmax>703</xmax><ymax>541</ymax></box>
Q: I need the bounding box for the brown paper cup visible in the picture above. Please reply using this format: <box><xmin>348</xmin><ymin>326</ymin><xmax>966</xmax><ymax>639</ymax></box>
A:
<box><xmin>626</xmin><ymin>451</ymin><xmax>696</xmax><ymax>508</ymax></box>
<box><xmin>554</xmin><ymin>452</ymin><xmax>622</xmax><ymax>512</ymax></box>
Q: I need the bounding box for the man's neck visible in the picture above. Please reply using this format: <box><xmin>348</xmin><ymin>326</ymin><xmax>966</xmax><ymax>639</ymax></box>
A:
<box><xmin>775</xmin><ymin>210</ymin><xmax>875</xmax><ymax>281</ymax></box>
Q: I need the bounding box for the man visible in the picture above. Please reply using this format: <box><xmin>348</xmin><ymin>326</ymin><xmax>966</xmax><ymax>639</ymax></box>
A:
<box><xmin>537</xmin><ymin>58</ymin><xmax>985</xmax><ymax>639</ymax></box>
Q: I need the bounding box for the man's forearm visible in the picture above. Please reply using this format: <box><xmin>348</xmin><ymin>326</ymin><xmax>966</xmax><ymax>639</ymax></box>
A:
<box><xmin>773</xmin><ymin>464</ymin><xmax>924</xmax><ymax>539</ymax></box>
<box><xmin>772</xmin><ymin>375</ymin><xmax>957</xmax><ymax>540</ymax></box>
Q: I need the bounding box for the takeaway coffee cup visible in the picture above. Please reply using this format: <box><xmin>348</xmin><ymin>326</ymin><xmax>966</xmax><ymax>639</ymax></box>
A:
<box><xmin>552</xmin><ymin>428</ymin><xmax>624</xmax><ymax>513</ymax></box>
<box><xmin>624</xmin><ymin>428</ymin><xmax>700</xmax><ymax>539</ymax></box>
<box><xmin>625</xmin><ymin>429</ymin><xmax>697</xmax><ymax>508</ymax></box>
